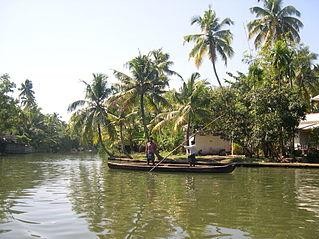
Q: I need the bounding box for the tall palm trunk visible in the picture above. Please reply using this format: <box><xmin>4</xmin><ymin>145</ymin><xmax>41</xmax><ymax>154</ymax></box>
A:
<box><xmin>97</xmin><ymin>123</ymin><xmax>113</xmax><ymax>157</ymax></box>
<box><xmin>279</xmin><ymin>126</ymin><xmax>284</xmax><ymax>160</ymax></box>
<box><xmin>277</xmin><ymin>78</ymin><xmax>284</xmax><ymax>160</ymax></box>
<box><xmin>119</xmin><ymin>122</ymin><xmax>125</xmax><ymax>153</ymax></box>
<box><xmin>186</xmin><ymin>113</ymin><xmax>191</xmax><ymax>146</ymax></box>
<box><xmin>140</xmin><ymin>94</ymin><xmax>149</xmax><ymax>141</ymax></box>
<box><xmin>212</xmin><ymin>60</ymin><xmax>223</xmax><ymax>87</ymax></box>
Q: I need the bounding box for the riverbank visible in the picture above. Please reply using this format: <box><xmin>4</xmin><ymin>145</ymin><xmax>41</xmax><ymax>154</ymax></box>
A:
<box><xmin>113</xmin><ymin>154</ymin><xmax>319</xmax><ymax>169</ymax></box>
<box><xmin>235</xmin><ymin>161</ymin><xmax>319</xmax><ymax>169</ymax></box>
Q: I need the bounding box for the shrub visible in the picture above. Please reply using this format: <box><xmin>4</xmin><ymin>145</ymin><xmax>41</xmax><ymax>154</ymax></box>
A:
<box><xmin>305</xmin><ymin>148</ymin><xmax>319</xmax><ymax>163</ymax></box>
<box><xmin>233</xmin><ymin>143</ymin><xmax>244</xmax><ymax>155</ymax></box>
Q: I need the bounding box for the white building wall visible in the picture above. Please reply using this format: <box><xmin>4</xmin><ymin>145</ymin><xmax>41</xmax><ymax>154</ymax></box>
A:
<box><xmin>189</xmin><ymin>134</ymin><xmax>231</xmax><ymax>155</ymax></box>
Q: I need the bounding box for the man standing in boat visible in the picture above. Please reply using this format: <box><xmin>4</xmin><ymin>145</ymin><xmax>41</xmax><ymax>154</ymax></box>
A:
<box><xmin>184</xmin><ymin>140</ymin><xmax>197</xmax><ymax>167</ymax></box>
<box><xmin>146</xmin><ymin>137</ymin><xmax>157</xmax><ymax>165</ymax></box>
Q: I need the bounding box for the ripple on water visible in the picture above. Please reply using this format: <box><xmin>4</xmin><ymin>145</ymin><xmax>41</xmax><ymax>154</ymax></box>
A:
<box><xmin>204</xmin><ymin>225</ymin><xmax>251</xmax><ymax>239</ymax></box>
<box><xmin>1</xmin><ymin>178</ymin><xmax>96</xmax><ymax>239</ymax></box>
<box><xmin>2</xmin><ymin>156</ymin><xmax>319</xmax><ymax>238</ymax></box>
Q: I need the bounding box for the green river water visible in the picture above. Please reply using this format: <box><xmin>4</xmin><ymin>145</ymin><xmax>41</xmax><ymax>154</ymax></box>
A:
<box><xmin>0</xmin><ymin>154</ymin><xmax>319</xmax><ymax>239</ymax></box>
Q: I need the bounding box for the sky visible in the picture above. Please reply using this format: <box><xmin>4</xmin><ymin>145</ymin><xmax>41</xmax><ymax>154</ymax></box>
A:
<box><xmin>0</xmin><ymin>0</ymin><xmax>318</xmax><ymax>121</ymax></box>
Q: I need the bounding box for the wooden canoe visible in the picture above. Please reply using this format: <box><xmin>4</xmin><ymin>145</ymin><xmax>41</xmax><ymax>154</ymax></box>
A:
<box><xmin>108</xmin><ymin>161</ymin><xmax>236</xmax><ymax>173</ymax></box>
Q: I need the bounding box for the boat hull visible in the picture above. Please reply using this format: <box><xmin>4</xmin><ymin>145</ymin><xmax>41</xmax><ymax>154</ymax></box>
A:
<box><xmin>108</xmin><ymin>161</ymin><xmax>236</xmax><ymax>173</ymax></box>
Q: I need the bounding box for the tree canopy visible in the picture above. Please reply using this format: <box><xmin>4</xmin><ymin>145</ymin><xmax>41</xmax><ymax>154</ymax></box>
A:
<box><xmin>2</xmin><ymin>2</ymin><xmax>319</xmax><ymax>161</ymax></box>
<box><xmin>184</xmin><ymin>6</ymin><xmax>234</xmax><ymax>87</ymax></box>
<box><xmin>248</xmin><ymin>0</ymin><xmax>303</xmax><ymax>49</ymax></box>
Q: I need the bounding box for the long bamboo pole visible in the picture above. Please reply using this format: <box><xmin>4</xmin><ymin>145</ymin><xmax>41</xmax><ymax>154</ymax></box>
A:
<box><xmin>149</xmin><ymin>115</ymin><xmax>224</xmax><ymax>172</ymax></box>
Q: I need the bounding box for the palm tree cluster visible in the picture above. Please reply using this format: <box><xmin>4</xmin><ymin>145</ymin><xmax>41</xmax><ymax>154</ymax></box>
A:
<box><xmin>68</xmin><ymin>50</ymin><xmax>174</xmax><ymax>155</ymax></box>
<box><xmin>113</xmin><ymin>50</ymin><xmax>173</xmax><ymax>141</ymax></box>
<box><xmin>0</xmin><ymin>75</ymin><xmax>77</xmax><ymax>153</ymax></box>
<box><xmin>1</xmin><ymin>0</ymin><xmax>315</xmax><ymax>158</ymax></box>
<box><xmin>68</xmin><ymin>73</ymin><xmax>116</xmax><ymax>155</ymax></box>
<box><xmin>66</xmin><ymin>0</ymin><xmax>318</xmax><ymax>159</ymax></box>
<box><xmin>68</xmin><ymin>49</ymin><xmax>214</xmax><ymax>156</ymax></box>
<box><xmin>152</xmin><ymin>73</ymin><xmax>211</xmax><ymax>145</ymax></box>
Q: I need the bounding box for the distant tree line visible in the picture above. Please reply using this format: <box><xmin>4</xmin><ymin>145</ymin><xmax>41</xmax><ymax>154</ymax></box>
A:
<box><xmin>0</xmin><ymin>74</ymin><xmax>80</xmax><ymax>153</ymax></box>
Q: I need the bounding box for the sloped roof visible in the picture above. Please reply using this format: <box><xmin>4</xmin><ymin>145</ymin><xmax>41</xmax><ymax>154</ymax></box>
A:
<box><xmin>298</xmin><ymin>113</ymin><xmax>319</xmax><ymax>130</ymax></box>
<box><xmin>311</xmin><ymin>95</ymin><xmax>319</xmax><ymax>102</ymax></box>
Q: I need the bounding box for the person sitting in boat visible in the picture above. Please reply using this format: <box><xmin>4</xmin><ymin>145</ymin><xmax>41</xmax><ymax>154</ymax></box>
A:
<box><xmin>184</xmin><ymin>141</ymin><xmax>197</xmax><ymax>167</ymax></box>
<box><xmin>145</xmin><ymin>137</ymin><xmax>157</xmax><ymax>165</ymax></box>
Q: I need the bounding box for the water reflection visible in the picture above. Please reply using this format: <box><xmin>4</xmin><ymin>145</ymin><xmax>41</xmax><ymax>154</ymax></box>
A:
<box><xmin>204</xmin><ymin>225</ymin><xmax>250</xmax><ymax>238</ymax></box>
<box><xmin>68</xmin><ymin>161</ymin><xmax>245</xmax><ymax>238</ymax></box>
<box><xmin>0</xmin><ymin>154</ymin><xmax>97</xmax><ymax>239</ymax></box>
<box><xmin>0</xmin><ymin>155</ymin><xmax>45</xmax><ymax>222</ymax></box>
<box><xmin>1</xmin><ymin>154</ymin><xmax>319</xmax><ymax>238</ymax></box>
<box><xmin>68</xmin><ymin>162</ymin><xmax>319</xmax><ymax>239</ymax></box>
<box><xmin>295</xmin><ymin>170</ymin><xmax>319</xmax><ymax>217</ymax></box>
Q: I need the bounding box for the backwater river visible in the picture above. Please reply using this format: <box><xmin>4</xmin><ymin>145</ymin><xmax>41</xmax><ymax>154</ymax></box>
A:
<box><xmin>0</xmin><ymin>154</ymin><xmax>319</xmax><ymax>239</ymax></box>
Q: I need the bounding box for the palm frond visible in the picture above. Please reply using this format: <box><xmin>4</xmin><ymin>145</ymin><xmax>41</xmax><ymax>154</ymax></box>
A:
<box><xmin>219</xmin><ymin>18</ymin><xmax>234</xmax><ymax>27</ymax></box>
<box><xmin>250</xmin><ymin>6</ymin><xmax>271</xmax><ymax>17</ymax></box>
<box><xmin>280</xmin><ymin>5</ymin><xmax>301</xmax><ymax>17</ymax></box>
<box><xmin>190</xmin><ymin>16</ymin><xmax>202</xmax><ymax>26</ymax></box>
<box><xmin>184</xmin><ymin>34</ymin><xmax>204</xmax><ymax>44</ymax></box>
<box><xmin>113</xmin><ymin>70</ymin><xmax>134</xmax><ymax>86</ymax></box>
<box><xmin>67</xmin><ymin>100</ymin><xmax>86</xmax><ymax>112</ymax></box>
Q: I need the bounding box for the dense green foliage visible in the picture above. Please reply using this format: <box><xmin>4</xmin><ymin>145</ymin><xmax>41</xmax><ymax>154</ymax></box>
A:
<box><xmin>113</xmin><ymin>50</ymin><xmax>173</xmax><ymax>141</ymax></box>
<box><xmin>0</xmin><ymin>75</ymin><xmax>78</xmax><ymax>153</ymax></box>
<box><xmin>68</xmin><ymin>74</ymin><xmax>115</xmax><ymax>156</ymax></box>
<box><xmin>248</xmin><ymin>0</ymin><xmax>303</xmax><ymax>49</ymax></box>
<box><xmin>0</xmin><ymin>74</ymin><xmax>20</xmax><ymax>135</ymax></box>
<box><xmin>2</xmin><ymin>1</ymin><xmax>319</xmax><ymax>160</ymax></box>
<box><xmin>152</xmin><ymin>72</ymin><xmax>211</xmax><ymax>146</ymax></box>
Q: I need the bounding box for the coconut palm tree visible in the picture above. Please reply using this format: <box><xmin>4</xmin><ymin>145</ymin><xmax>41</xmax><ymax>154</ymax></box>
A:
<box><xmin>153</xmin><ymin>73</ymin><xmax>211</xmax><ymax>145</ymax></box>
<box><xmin>269</xmin><ymin>40</ymin><xmax>295</xmax><ymax>88</ymax></box>
<box><xmin>68</xmin><ymin>73</ymin><xmax>115</xmax><ymax>156</ymax></box>
<box><xmin>113</xmin><ymin>50</ymin><xmax>172</xmax><ymax>141</ymax></box>
<box><xmin>293</xmin><ymin>46</ymin><xmax>319</xmax><ymax>103</ymax></box>
<box><xmin>151</xmin><ymin>49</ymin><xmax>180</xmax><ymax>78</ymax></box>
<box><xmin>184</xmin><ymin>6</ymin><xmax>234</xmax><ymax>87</ymax></box>
<box><xmin>19</xmin><ymin>79</ymin><xmax>36</xmax><ymax>109</ymax></box>
<box><xmin>247</xmin><ymin>0</ymin><xmax>303</xmax><ymax>49</ymax></box>
<box><xmin>106</xmin><ymin>89</ymin><xmax>138</xmax><ymax>155</ymax></box>
<box><xmin>112</xmin><ymin>109</ymin><xmax>137</xmax><ymax>154</ymax></box>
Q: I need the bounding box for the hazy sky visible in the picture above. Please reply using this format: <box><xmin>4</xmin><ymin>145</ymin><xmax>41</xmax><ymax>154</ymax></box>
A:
<box><xmin>0</xmin><ymin>0</ymin><xmax>318</xmax><ymax>120</ymax></box>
